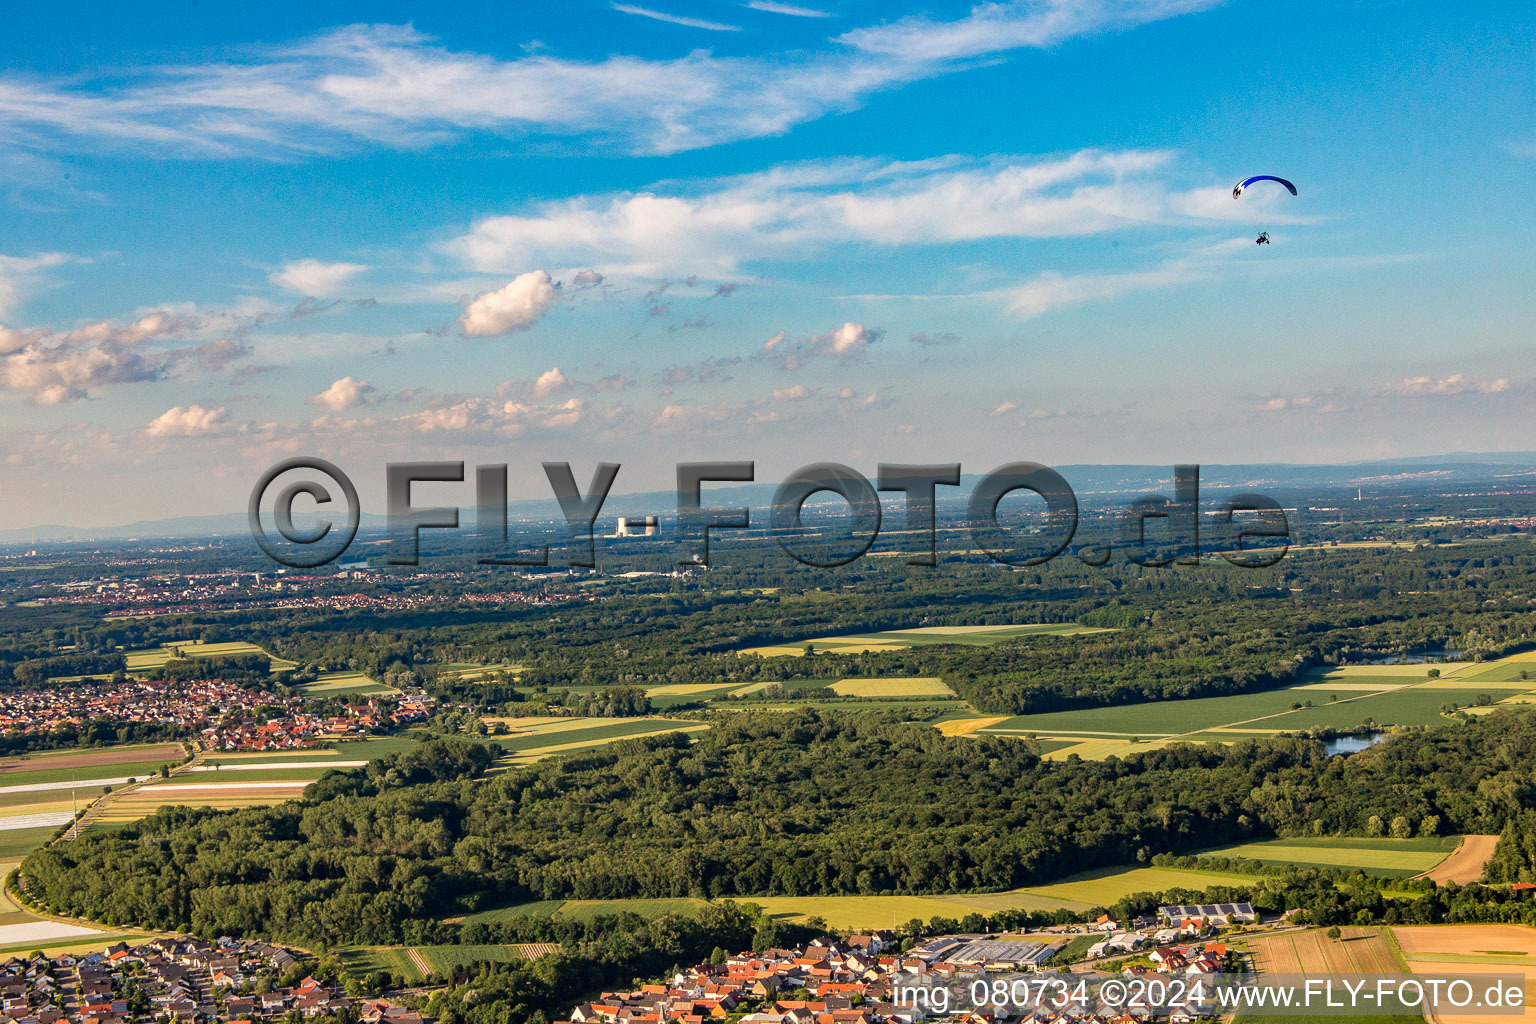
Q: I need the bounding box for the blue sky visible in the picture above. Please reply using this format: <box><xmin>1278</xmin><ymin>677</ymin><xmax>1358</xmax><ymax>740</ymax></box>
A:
<box><xmin>0</xmin><ymin>0</ymin><xmax>1533</xmax><ymax>525</ymax></box>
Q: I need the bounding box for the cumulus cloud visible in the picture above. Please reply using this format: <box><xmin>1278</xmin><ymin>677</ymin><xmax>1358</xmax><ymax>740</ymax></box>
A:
<box><xmin>407</xmin><ymin>394</ymin><xmax>585</xmax><ymax>434</ymax></box>
<box><xmin>773</xmin><ymin>384</ymin><xmax>810</xmax><ymax>400</ymax></box>
<box><xmin>532</xmin><ymin>366</ymin><xmax>570</xmax><ymax>398</ymax></box>
<box><xmin>0</xmin><ymin>310</ymin><xmax>264</xmax><ymax>402</ymax></box>
<box><xmin>447</xmin><ymin>150</ymin><xmax>1235</xmax><ymax>277</ymax></box>
<box><xmin>459</xmin><ymin>270</ymin><xmax>558</xmax><ymax>337</ymax></box>
<box><xmin>270</xmin><ymin>259</ymin><xmax>370</xmax><ymax>297</ymax></box>
<box><xmin>0</xmin><ymin>8</ymin><xmax>1215</xmax><ymax>158</ymax></box>
<box><xmin>145</xmin><ymin>404</ymin><xmax>230</xmax><ymax>437</ymax></box>
<box><xmin>1378</xmin><ymin>374</ymin><xmax>1511</xmax><ymax>397</ymax></box>
<box><xmin>311</xmin><ymin>375</ymin><xmax>377</xmax><ymax>411</ymax></box>
<box><xmin>764</xmin><ymin>322</ymin><xmax>882</xmax><ymax>370</ymax></box>
<box><xmin>570</xmin><ymin>269</ymin><xmax>605</xmax><ymax>288</ymax></box>
<box><xmin>991</xmin><ymin>401</ymin><xmax>1018</xmax><ymax>417</ymax></box>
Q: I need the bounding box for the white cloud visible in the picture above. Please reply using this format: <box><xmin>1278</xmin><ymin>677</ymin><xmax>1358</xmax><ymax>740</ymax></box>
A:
<box><xmin>1378</xmin><ymin>374</ymin><xmax>1511</xmax><ymax>397</ymax></box>
<box><xmin>0</xmin><ymin>8</ymin><xmax>1216</xmax><ymax>157</ymax></box>
<box><xmin>839</xmin><ymin>0</ymin><xmax>1215</xmax><ymax>62</ymax></box>
<box><xmin>459</xmin><ymin>270</ymin><xmax>558</xmax><ymax>337</ymax></box>
<box><xmin>146</xmin><ymin>404</ymin><xmax>230</xmax><ymax>437</ymax></box>
<box><xmin>448</xmin><ymin>150</ymin><xmax>1215</xmax><ymax>276</ymax></box>
<box><xmin>991</xmin><ymin>401</ymin><xmax>1018</xmax><ymax>416</ymax></box>
<box><xmin>311</xmin><ymin>375</ymin><xmax>376</xmax><ymax>411</ymax></box>
<box><xmin>612</xmin><ymin>3</ymin><xmax>741</xmax><ymax>30</ymax></box>
<box><xmin>270</xmin><ymin>259</ymin><xmax>370</xmax><ymax>297</ymax></box>
<box><xmin>820</xmin><ymin>321</ymin><xmax>876</xmax><ymax>355</ymax></box>
<box><xmin>532</xmin><ymin>366</ymin><xmax>570</xmax><ymax>397</ymax></box>
<box><xmin>765</xmin><ymin>321</ymin><xmax>882</xmax><ymax>370</ymax></box>
<box><xmin>406</xmin><ymin>394</ymin><xmax>585</xmax><ymax>434</ymax></box>
<box><xmin>773</xmin><ymin>384</ymin><xmax>810</xmax><ymax>400</ymax></box>
<box><xmin>1004</xmin><ymin>261</ymin><xmax>1208</xmax><ymax>320</ymax></box>
<box><xmin>746</xmin><ymin>0</ymin><xmax>831</xmax><ymax>15</ymax></box>
<box><xmin>0</xmin><ymin>252</ymin><xmax>70</xmax><ymax>317</ymax></box>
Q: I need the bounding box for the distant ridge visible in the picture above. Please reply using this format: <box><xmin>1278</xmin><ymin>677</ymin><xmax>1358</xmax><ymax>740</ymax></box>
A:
<box><xmin>3</xmin><ymin>451</ymin><xmax>1535</xmax><ymax>543</ymax></box>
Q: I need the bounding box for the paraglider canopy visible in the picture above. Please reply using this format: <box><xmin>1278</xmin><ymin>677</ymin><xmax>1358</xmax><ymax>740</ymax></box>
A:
<box><xmin>1233</xmin><ymin>175</ymin><xmax>1298</xmax><ymax>199</ymax></box>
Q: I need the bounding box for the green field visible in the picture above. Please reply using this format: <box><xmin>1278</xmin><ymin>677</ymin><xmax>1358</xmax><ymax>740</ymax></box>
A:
<box><xmin>978</xmin><ymin>677</ymin><xmax>1531</xmax><ymax>749</ymax></box>
<box><xmin>0</xmin><ymin>825</ymin><xmax>63</xmax><ymax>859</ymax></box>
<box><xmin>123</xmin><ymin>640</ymin><xmax>296</xmax><ymax>673</ymax></box>
<box><xmin>491</xmin><ymin>718</ymin><xmax>710</xmax><ymax>766</ymax></box>
<box><xmin>459</xmin><ymin>862</ymin><xmax>1265</xmax><ymax>930</ymax></box>
<box><xmin>336</xmin><ymin>946</ymin><xmax>423</xmax><ymax>984</ymax></box>
<box><xmin>0</xmin><ymin>758</ymin><xmax>178</xmax><ymax>789</ymax></box>
<box><xmin>290</xmin><ymin>670</ymin><xmax>394</xmax><ymax>695</ymax></box>
<box><xmin>642</xmin><ymin>682</ymin><xmax>749</xmax><ymax>708</ymax></box>
<box><xmin>462</xmin><ymin>891</ymin><xmax>1090</xmax><ymax>930</ymax></box>
<box><xmin>1197</xmin><ymin>836</ymin><xmax>1462</xmax><ymax>877</ymax></box>
<box><xmin>983</xmin><ymin>688</ymin><xmax>1322</xmax><ymax>737</ymax></box>
<box><xmin>1022</xmin><ymin>865</ymin><xmax>1259</xmax><ymax>905</ymax></box>
<box><xmin>463</xmin><ymin>897</ymin><xmax>708</xmax><ymax>925</ymax></box>
<box><xmin>741</xmin><ymin>623</ymin><xmax>1110</xmax><ymax>657</ymax></box>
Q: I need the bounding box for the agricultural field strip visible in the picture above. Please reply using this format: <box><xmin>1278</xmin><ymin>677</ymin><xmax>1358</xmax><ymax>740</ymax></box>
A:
<box><xmin>0</xmin><ymin>743</ymin><xmax>184</xmax><ymax>772</ymax></box>
<box><xmin>0</xmin><ymin>777</ymin><xmax>140</xmax><ymax>795</ymax></box>
<box><xmin>0</xmin><ymin>811</ymin><xmax>76</xmax><ymax>830</ymax></box>
<box><xmin>1197</xmin><ymin>840</ymin><xmax>1453</xmax><ymax>871</ymax></box>
<box><xmin>0</xmin><ymin>922</ymin><xmax>104</xmax><ymax>944</ymax></box>
<box><xmin>502</xmin><ymin>724</ymin><xmax>712</xmax><ymax>761</ymax></box>
<box><xmin>182</xmin><ymin>761</ymin><xmax>367</xmax><ymax>772</ymax></box>
<box><xmin>978</xmin><ymin>665</ymin><xmax>1536</xmax><ymax>745</ymax></box>
<box><xmin>123</xmin><ymin>641</ymin><xmax>297</xmax><ymax>671</ymax></box>
<box><xmin>0</xmin><ymin>759</ymin><xmax>182</xmax><ymax>789</ymax></box>
<box><xmin>828</xmin><ymin>678</ymin><xmax>955</xmax><ymax>698</ymax></box>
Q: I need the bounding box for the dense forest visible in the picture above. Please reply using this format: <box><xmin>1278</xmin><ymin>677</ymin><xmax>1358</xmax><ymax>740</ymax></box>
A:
<box><xmin>22</xmin><ymin>709</ymin><xmax>1536</xmax><ymax>948</ymax></box>
<box><xmin>7</xmin><ymin>538</ymin><xmax>1536</xmax><ymax>720</ymax></box>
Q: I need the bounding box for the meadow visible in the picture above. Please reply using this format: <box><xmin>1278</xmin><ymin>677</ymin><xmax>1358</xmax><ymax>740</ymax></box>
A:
<box><xmin>489</xmin><ymin>717</ymin><xmax>712</xmax><ymax>766</ymax></box>
<box><xmin>971</xmin><ymin>654</ymin><xmax>1536</xmax><ymax>758</ymax></box>
<box><xmin>122</xmin><ymin>640</ymin><xmax>296</xmax><ymax>673</ymax></box>
<box><xmin>338</xmin><ymin>943</ymin><xmax>557</xmax><ymax>984</ymax></box>
<box><xmin>457</xmin><ymin>862</ymin><xmax>1279</xmax><ymax>930</ymax></box>
<box><xmin>740</xmin><ymin>623</ymin><xmax>1110</xmax><ymax>657</ymax></box>
<box><xmin>1196</xmin><ymin>835</ymin><xmax>1462</xmax><ymax>877</ymax></box>
<box><xmin>289</xmin><ymin>670</ymin><xmax>395</xmax><ymax>696</ymax></box>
